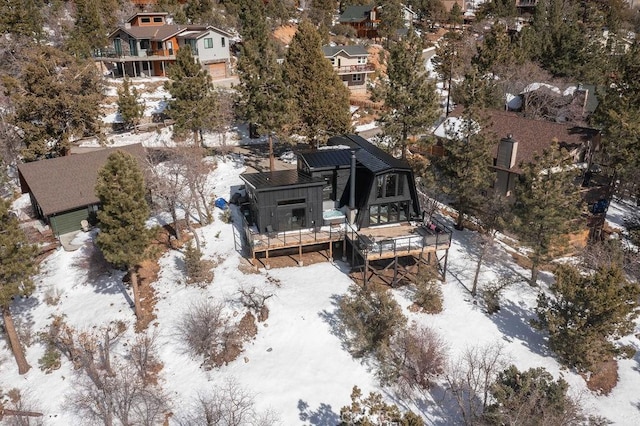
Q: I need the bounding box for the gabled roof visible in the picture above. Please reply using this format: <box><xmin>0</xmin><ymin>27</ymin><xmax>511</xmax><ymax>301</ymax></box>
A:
<box><xmin>18</xmin><ymin>144</ymin><xmax>147</xmax><ymax>217</ymax></box>
<box><xmin>241</xmin><ymin>170</ymin><xmax>324</xmax><ymax>191</ymax></box>
<box><xmin>111</xmin><ymin>24</ymin><xmax>186</xmax><ymax>42</ymax></box>
<box><xmin>328</xmin><ymin>134</ymin><xmax>411</xmax><ymax>174</ymax></box>
<box><xmin>110</xmin><ymin>24</ymin><xmax>232</xmax><ymax>42</ymax></box>
<box><xmin>339</xmin><ymin>5</ymin><xmax>376</xmax><ymax>23</ymax></box>
<box><xmin>322</xmin><ymin>45</ymin><xmax>369</xmax><ymax>58</ymax></box>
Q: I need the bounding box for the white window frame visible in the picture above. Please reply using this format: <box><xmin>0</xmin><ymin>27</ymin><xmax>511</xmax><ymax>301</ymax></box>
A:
<box><xmin>357</xmin><ymin>56</ymin><xmax>367</xmax><ymax>64</ymax></box>
<box><xmin>221</xmin><ymin>37</ymin><xmax>226</xmax><ymax>47</ymax></box>
<box><xmin>352</xmin><ymin>74</ymin><xmax>363</xmax><ymax>82</ymax></box>
<box><xmin>204</xmin><ymin>38</ymin><xmax>213</xmax><ymax>49</ymax></box>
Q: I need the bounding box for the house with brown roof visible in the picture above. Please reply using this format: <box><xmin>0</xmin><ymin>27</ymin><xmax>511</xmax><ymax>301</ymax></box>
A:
<box><xmin>322</xmin><ymin>45</ymin><xmax>375</xmax><ymax>94</ymax></box>
<box><xmin>94</xmin><ymin>12</ymin><xmax>232</xmax><ymax>80</ymax></box>
<box><xmin>433</xmin><ymin>108</ymin><xmax>600</xmax><ymax>196</ymax></box>
<box><xmin>17</xmin><ymin>144</ymin><xmax>147</xmax><ymax>236</ymax></box>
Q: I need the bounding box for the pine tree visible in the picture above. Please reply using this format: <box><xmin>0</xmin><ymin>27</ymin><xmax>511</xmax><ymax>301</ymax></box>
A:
<box><xmin>377</xmin><ymin>0</ymin><xmax>404</xmax><ymax>42</ymax></box>
<box><xmin>534</xmin><ymin>265</ymin><xmax>639</xmax><ymax>370</ymax></box>
<box><xmin>7</xmin><ymin>45</ymin><xmax>103</xmax><ymax>161</ymax></box>
<box><xmin>593</xmin><ymin>42</ymin><xmax>640</xmax><ymax>197</ymax></box>
<box><xmin>66</xmin><ymin>0</ymin><xmax>108</xmax><ymax>58</ymax></box>
<box><xmin>0</xmin><ymin>0</ymin><xmax>44</xmax><ymax>38</ymax></box>
<box><xmin>165</xmin><ymin>46</ymin><xmax>217</xmax><ymax>146</ymax></box>
<box><xmin>0</xmin><ymin>199</ymin><xmax>38</xmax><ymax>374</ymax></box>
<box><xmin>117</xmin><ymin>78</ymin><xmax>145</xmax><ymax>133</ymax></box>
<box><xmin>512</xmin><ymin>143</ymin><xmax>581</xmax><ymax>285</ymax></box>
<box><xmin>283</xmin><ymin>20</ymin><xmax>351</xmax><ymax>146</ymax></box>
<box><xmin>309</xmin><ymin>0</ymin><xmax>337</xmax><ymax>28</ymax></box>
<box><xmin>95</xmin><ymin>151</ymin><xmax>152</xmax><ymax>320</ymax></box>
<box><xmin>375</xmin><ymin>30</ymin><xmax>439</xmax><ymax>158</ymax></box>
<box><xmin>484</xmin><ymin>365</ymin><xmax>583</xmax><ymax>425</ymax></box>
<box><xmin>185</xmin><ymin>0</ymin><xmax>214</xmax><ymax>24</ymax></box>
<box><xmin>236</xmin><ymin>0</ymin><xmax>290</xmax><ymax>170</ymax></box>
<box><xmin>432</xmin><ymin>109</ymin><xmax>495</xmax><ymax>230</ymax></box>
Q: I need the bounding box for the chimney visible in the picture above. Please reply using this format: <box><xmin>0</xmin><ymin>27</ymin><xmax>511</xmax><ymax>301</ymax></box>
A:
<box><xmin>125</xmin><ymin>23</ymin><xmax>131</xmax><ymax>29</ymax></box>
<box><xmin>496</xmin><ymin>134</ymin><xmax>518</xmax><ymax>169</ymax></box>
<box><xmin>349</xmin><ymin>150</ymin><xmax>356</xmax><ymax>211</ymax></box>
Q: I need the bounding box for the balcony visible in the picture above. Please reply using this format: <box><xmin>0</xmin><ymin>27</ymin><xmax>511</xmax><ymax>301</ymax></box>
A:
<box><xmin>334</xmin><ymin>63</ymin><xmax>375</xmax><ymax>75</ymax></box>
<box><xmin>92</xmin><ymin>48</ymin><xmax>178</xmax><ymax>61</ymax></box>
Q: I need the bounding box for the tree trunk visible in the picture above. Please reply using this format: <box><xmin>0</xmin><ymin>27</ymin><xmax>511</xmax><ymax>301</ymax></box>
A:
<box><xmin>530</xmin><ymin>264</ymin><xmax>539</xmax><ymax>286</ymax></box>
<box><xmin>169</xmin><ymin>200</ymin><xmax>181</xmax><ymax>241</ymax></box>
<box><xmin>184</xmin><ymin>212</ymin><xmax>201</xmax><ymax>249</ymax></box>
<box><xmin>455</xmin><ymin>211</ymin><xmax>464</xmax><ymax>230</ymax></box>
<box><xmin>130</xmin><ymin>266</ymin><xmax>142</xmax><ymax>319</ymax></box>
<box><xmin>2</xmin><ymin>306</ymin><xmax>31</xmax><ymax>374</ymax></box>
<box><xmin>269</xmin><ymin>133</ymin><xmax>275</xmax><ymax>172</ymax></box>
<box><xmin>472</xmin><ymin>242</ymin><xmax>487</xmax><ymax>297</ymax></box>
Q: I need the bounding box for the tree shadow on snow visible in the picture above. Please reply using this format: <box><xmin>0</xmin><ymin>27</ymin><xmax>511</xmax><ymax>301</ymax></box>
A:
<box><xmin>297</xmin><ymin>399</ymin><xmax>340</xmax><ymax>426</ymax></box>
<box><xmin>318</xmin><ymin>294</ymin><xmax>350</xmax><ymax>352</ymax></box>
<box><xmin>72</xmin><ymin>242</ymin><xmax>133</xmax><ymax>309</ymax></box>
<box><xmin>488</xmin><ymin>298</ymin><xmax>551</xmax><ymax>358</ymax></box>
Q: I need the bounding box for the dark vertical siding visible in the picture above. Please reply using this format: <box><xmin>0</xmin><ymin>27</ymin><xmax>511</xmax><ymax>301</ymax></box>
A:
<box><xmin>255</xmin><ymin>186</ymin><xmax>323</xmax><ymax>232</ymax></box>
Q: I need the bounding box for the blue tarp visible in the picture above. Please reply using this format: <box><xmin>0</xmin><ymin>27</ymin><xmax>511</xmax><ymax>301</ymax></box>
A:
<box><xmin>215</xmin><ymin>198</ymin><xmax>229</xmax><ymax>210</ymax></box>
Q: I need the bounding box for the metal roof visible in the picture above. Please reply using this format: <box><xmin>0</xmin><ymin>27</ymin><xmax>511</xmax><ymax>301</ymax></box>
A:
<box><xmin>240</xmin><ymin>170</ymin><xmax>324</xmax><ymax>191</ymax></box>
<box><xmin>328</xmin><ymin>134</ymin><xmax>411</xmax><ymax>174</ymax></box>
<box><xmin>298</xmin><ymin>149</ymin><xmax>353</xmax><ymax>170</ymax></box>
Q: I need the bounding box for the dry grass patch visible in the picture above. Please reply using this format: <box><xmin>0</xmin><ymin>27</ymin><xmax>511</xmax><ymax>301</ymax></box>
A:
<box><xmin>585</xmin><ymin>359</ymin><xmax>618</xmax><ymax>395</ymax></box>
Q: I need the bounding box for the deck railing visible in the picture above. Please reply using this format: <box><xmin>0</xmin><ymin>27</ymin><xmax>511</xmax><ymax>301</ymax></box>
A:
<box><xmin>243</xmin><ymin>217</ymin><xmax>346</xmax><ymax>252</ymax></box>
<box><xmin>348</xmin><ymin>215</ymin><xmax>452</xmax><ymax>258</ymax></box>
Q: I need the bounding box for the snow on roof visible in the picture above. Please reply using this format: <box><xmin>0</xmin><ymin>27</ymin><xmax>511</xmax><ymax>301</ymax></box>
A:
<box><xmin>433</xmin><ymin>116</ymin><xmax>480</xmax><ymax>139</ymax></box>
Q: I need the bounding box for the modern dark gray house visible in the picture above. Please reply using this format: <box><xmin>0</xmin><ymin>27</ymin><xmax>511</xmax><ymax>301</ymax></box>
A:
<box><xmin>240</xmin><ymin>134</ymin><xmax>422</xmax><ymax>233</ymax></box>
<box><xmin>240</xmin><ymin>134</ymin><xmax>452</xmax><ymax>284</ymax></box>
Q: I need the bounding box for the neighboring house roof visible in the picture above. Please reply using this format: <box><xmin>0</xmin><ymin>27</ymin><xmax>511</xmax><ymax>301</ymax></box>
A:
<box><xmin>18</xmin><ymin>144</ymin><xmax>146</xmax><ymax>217</ymax></box>
<box><xmin>111</xmin><ymin>24</ymin><xmax>186</xmax><ymax>41</ymax></box>
<box><xmin>445</xmin><ymin>108</ymin><xmax>599</xmax><ymax>172</ymax></box>
<box><xmin>322</xmin><ymin>45</ymin><xmax>369</xmax><ymax>58</ymax></box>
<box><xmin>241</xmin><ymin>169</ymin><xmax>324</xmax><ymax>191</ymax></box>
<box><xmin>111</xmin><ymin>24</ymin><xmax>232</xmax><ymax>42</ymax></box>
<box><xmin>328</xmin><ymin>134</ymin><xmax>411</xmax><ymax>174</ymax></box>
<box><xmin>125</xmin><ymin>12</ymin><xmax>169</xmax><ymax>23</ymax></box>
<box><xmin>339</xmin><ymin>5</ymin><xmax>375</xmax><ymax>23</ymax></box>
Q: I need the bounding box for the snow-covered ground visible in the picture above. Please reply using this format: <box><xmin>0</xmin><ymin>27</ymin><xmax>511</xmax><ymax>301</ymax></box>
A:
<box><xmin>3</xmin><ymin>123</ymin><xmax>640</xmax><ymax>423</ymax></box>
<box><xmin>2</xmin><ymin>79</ymin><xmax>640</xmax><ymax>424</ymax></box>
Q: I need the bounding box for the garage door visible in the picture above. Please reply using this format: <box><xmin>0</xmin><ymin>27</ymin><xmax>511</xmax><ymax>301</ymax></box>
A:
<box><xmin>208</xmin><ymin>63</ymin><xmax>227</xmax><ymax>79</ymax></box>
<box><xmin>49</xmin><ymin>208</ymin><xmax>89</xmax><ymax>236</ymax></box>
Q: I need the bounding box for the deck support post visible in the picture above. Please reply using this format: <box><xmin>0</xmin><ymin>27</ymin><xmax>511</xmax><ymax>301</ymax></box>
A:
<box><xmin>298</xmin><ymin>244</ymin><xmax>303</xmax><ymax>266</ymax></box>
<box><xmin>364</xmin><ymin>256</ymin><xmax>369</xmax><ymax>289</ymax></box>
<box><xmin>442</xmin><ymin>248</ymin><xmax>449</xmax><ymax>282</ymax></box>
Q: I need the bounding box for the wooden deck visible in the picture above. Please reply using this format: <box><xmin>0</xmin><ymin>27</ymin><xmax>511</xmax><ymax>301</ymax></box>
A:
<box><xmin>245</xmin><ymin>224</ymin><xmax>346</xmax><ymax>266</ymax></box>
<box><xmin>347</xmin><ymin>220</ymin><xmax>451</xmax><ymax>261</ymax></box>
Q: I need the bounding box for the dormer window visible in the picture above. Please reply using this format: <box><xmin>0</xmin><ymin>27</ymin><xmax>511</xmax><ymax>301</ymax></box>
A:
<box><xmin>141</xmin><ymin>17</ymin><xmax>150</xmax><ymax>23</ymax></box>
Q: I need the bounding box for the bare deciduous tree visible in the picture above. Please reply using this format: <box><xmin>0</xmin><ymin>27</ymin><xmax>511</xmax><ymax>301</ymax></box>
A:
<box><xmin>444</xmin><ymin>342</ymin><xmax>508</xmax><ymax>425</ymax></box>
<box><xmin>175</xmin><ymin>378</ymin><xmax>279</xmax><ymax>426</ymax></box>
<box><xmin>382</xmin><ymin>323</ymin><xmax>448</xmax><ymax>396</ymax></box>
<box><xmin>238</xmin><ymin>286</ymin><xmax>273</xmax><ymax>322</ymax></box>
<box><xmin>176</xmin><ymin>301</ymin><xmax>243</xmax><ymax>369</ymax></box>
